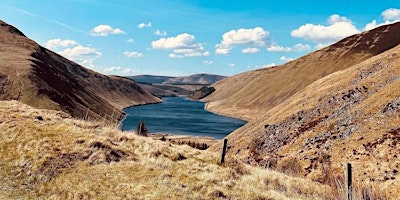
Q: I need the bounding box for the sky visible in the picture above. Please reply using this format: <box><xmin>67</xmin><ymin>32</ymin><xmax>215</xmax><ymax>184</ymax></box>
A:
<box><xmin>1</xmin><ymin>0</ymin><xmax>399</xmax><ymax>76</ymax></box>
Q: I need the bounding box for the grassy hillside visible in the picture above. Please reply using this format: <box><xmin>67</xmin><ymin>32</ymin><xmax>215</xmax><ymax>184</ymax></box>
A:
<box><xmin>2</xmin><ymin>101</ymin><xmax>389</xmax><ymax>199</ymax></box>
<box><xmin>203</xmin><ymin>22</ymin><xmax>400</xmax><ymax>121</ymax></box>
<box><xmin>208</xmin><ymin>38</ymin><xmax>400</xmax><ymax>200</ymax></box>
<box><xmin>0</xmin><ymin>20</ymin><xmax>161</xmax><ymax>122</ymax></box>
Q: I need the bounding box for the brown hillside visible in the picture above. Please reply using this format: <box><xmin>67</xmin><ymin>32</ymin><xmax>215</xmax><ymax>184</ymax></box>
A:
<box><xmin>0</xmin><ymin>20</ymin><xmax>161</xmax><ymax>122</ymax></box>
<box><xmin>209</xmin><ymin>37</ymin><xmax>400</xmax><ymax>198</ymax></box>
<box><xmin>204</xmin><ymin>22</ymin><xmax>400</xmax><ymax>121</ymax></box>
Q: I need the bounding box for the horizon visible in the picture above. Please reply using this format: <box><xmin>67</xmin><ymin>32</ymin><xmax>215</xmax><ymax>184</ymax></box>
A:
<box><xmin>1</xmin><ymin>0</ymin><xmax>399</xmax><ymax>76</ymax></box>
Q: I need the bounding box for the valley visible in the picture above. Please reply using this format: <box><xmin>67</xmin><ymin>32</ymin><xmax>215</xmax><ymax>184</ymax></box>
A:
<box><xmin>1</xmin><ymin>4</ymin><xmax>400</xmax><ymax>199</ymax></box>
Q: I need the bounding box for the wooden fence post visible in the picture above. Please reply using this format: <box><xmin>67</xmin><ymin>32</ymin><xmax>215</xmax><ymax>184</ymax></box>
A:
<box><xmin>346</xmin><ymin>163</ymin><xmax>352</xmax><ymax>200</ymax></box>
<box><xmin>220</xmin><ymin>139</ymin><xmax>228</xmax><ymax>164</ymax></box>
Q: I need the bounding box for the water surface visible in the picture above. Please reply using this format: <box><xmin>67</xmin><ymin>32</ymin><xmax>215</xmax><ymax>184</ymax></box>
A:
<box><xmin>122</xmin><ymin>97</ymin><xmax>246</xmax><ymax>139</ymax></box>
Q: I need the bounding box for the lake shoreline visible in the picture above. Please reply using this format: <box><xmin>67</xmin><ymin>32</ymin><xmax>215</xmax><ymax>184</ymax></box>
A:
<box><xmin>149</xmin><ymin>132</ymin><xmax>219</xmax><ymax>149</ymax></box>
<box><xmin>120</xmin><ymin>96</ymin><xmax>246</xmax><ymax>140</ymax></box>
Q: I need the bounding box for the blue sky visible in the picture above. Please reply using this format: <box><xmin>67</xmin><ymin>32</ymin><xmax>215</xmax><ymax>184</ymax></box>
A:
<box><xmin>1</xmin><ymin>0</ymin><xmax>399</xmax><ymax>76</ymax></box>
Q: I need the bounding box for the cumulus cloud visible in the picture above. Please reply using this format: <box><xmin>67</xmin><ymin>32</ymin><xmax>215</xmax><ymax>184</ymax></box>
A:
<box><xmin>280</xmin><ymin>56</ymin><xmax>294</xmax><ymax>63</ymax></box>
<box><xmin>45</xmin><ymin>38</ymin><xmax>101</xmax><ymax>68</ymax></box>
<box><xmin>90</xmin><ymin>25</ymin><xmax>125</xmax><ymax>36</ymax></box>
<box><xmin>169</xmin><ymin>54</ymin><xmax>184</xmax><ymax>58</ymax></box>
<box><xmin>202</xmin><ymin>60</ymin><xmax>213</xmax><ymax>66</ymax></box>
<box><xmin>123</xmin><ymin>51</ymin><xmax>143</xmax><ymax>58</ymax></box>
<box><xmin>151</xmin><ymin>33</ymin><xmax>210</xmax><ymax>58</ymax></box>
<box><xmin>138</xmin><ymin>22</ymin><xmax>152</xmax><ymax>28</ymax></box>
<box><xmin>266</xmin><ymin>45</ymin><xmax>291</xmax><ymax>52</ymax></box>
<box><xmin>315</xmin><ymin>43</ymin><xmax>331</xmax><ymax>50</ymax></box>
<box><xmin>382</xmin><ymin>8</ymin><xmax>400</xmax><ymax>20</ymax></box>
<box><xmin>291</xmin><ymin>14</ymin><xmax>359</xmax><ymax>44</ymax></box>
<box><xmin>103</xmin><ymin>66</ymin><xmax>135</xmax><ymax>75</ymax></box>
<box><xmin>155</xmin><ymin>30</ymin><xmax>167</xmax><ymax>36</ymax></box>
<box><xmin>328</xmin><ymin>14</ymin><xmax>352</xmax><ymax>23</ymax></box>
<box><xmin>127</xmin><ymin>38</ymin><xmax>134</xmax><ymax>43</ymax></box>
<box><xmin>364</xmin><ymin>8</ymin><xmax>400</xmax><ymax>30</ymax></box>
<box><xmin>45</xmin><ymin>39</ymin><xmax>79</xmax><ymax>49</ymax></box>
<box><xmin>293</xmin><ymin>43</ymin><xmax>312</xmax><ymax>51</ymax></box>
<box><xmin>215</xmin><ymin>27</ymin><xmax>270</xmax><ymax>54</ymax></box>
<box><xmin>241</xmin><ymin>47</ymin><xmax>260</xmax><ymax>54</ymax></box>
<box><xmin>228</xmin><ymin>63</ymin><xmax>235</xmax><ymax>67</ymax></box>
<box><xmin>59</xmin><ymin>45</ymin><xmax>101</xmax><ymax>68</ymax></box>
<box><xmin>267</xmin><ymin>43</ymin><xmax>311</xmax><ymax>52</ymax></box>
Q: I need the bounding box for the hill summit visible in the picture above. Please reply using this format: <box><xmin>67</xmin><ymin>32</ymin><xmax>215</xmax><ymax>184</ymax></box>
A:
<box><xmin>0</xmin><ymin>20</ymin><xmax>161</xmax><ymax>122</ymax></box>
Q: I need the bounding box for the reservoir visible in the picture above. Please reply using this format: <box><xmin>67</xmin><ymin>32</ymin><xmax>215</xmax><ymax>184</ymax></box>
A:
<box><xmin>121</xmin><ymin>97</ymin><xmax>246</xmax><ymax>139</ymax></box>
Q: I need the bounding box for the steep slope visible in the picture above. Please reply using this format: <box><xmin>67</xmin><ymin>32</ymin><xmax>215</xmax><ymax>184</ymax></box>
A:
<box><xmin>163</xmin><ymin>73</ymin><xmax>226</xmax><ymax>85</ymax></box>
<box><xmin>204</xmin><ymin>22</ymin><xmax>400</xmax><ymax>121</ymax></box>
<box><xmin>0</xmin><ymin>20</ymin><xmax>161</xmax><ymax>122</ymax></box>
<box><xmin>210</xmin><ymin>37</ymin><xmax>400</xmax><ymax>199</ymax></box>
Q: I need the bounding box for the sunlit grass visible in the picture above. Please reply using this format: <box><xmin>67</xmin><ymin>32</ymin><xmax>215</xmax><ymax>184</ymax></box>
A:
<box><xmin>0</xmin><ymin>100</ymin><xmax>389</xmax><ymax>199</ymax></box>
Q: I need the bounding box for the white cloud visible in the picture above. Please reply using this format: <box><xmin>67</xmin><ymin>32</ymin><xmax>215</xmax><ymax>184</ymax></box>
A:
<box><xmin>123</xmin><ymin>51</ymin><xmax>143</xmax><ymax>58</ymax></box>
<box><xmin>315</xmin><ymin>43</ymin><xmax>331</xmax><ymax>50</ymax></box>
<box><xmin>202</xmin><ymin>60</ymin><xmax>213</xmax><ymax>66</ymax></box>
<box><xmin>267</xmin><ymin>45</ymin><xmax>292</xmax><ymax>52</ymax></box>
<box><xmin>291</xmin><ymin>14</ymin><xmax>359</xmax><ymax>44</ymax></box>
<box><xmin>280</xmin><ymin>56</ymin><xmax>294</xmax><ymax>63</ymax></box>
<box><xmin>169</xmin><ymin>54</ymin><xmax>184</xmax><ymax>58</ymax></box>
<box><xmin>90</xmin><ymin>25</ymin><xmax>125</xmax><ymax>36</ymax></box>
<box><xmin>45</xmin><ymin>39</ymin><xmax>101</xmax><ymax>68</ymax></box>
<box><xmin>59</xmin><ymin>45</ymin><xmax>101</xmax><ymax>68</ymax></box>
<box><xmin>364</xmin><ymin>8</ymin><xmax>400</xmax><ymax>31</ymax></box>
<box><xmin>45</xmin><ymin>39</ymin><xmax>79</xmax><ymax>49</ymax></box>
<box><xmin>155</xmin><ymin>30</ymin><xmax>167</xmax><ymax>36</ymax></box>
<box><xmin>228</xmin><ymin>63</ymin><xmax>235</xmax><ymax>67</ymax></box>
<box><xmin>267</xmin><ymin>43</ymin><xmax>311</xmax><ymax>52</ymax></box>
<box><xmin>103</xmin><ymin>66</ymin><xmax>135</xmax><ymax>75</ymax></box>
<box><xmin>215</xmin><ymin>27</ymin><xmax>270</xmax><ymax>54</ymax></box>
<box><xmin>151</xmin><ymin>33</ymin><xmax>210</xmax><ymax>58</ymax></box>
<box><xmin>293</xmin><ymin>43</ymin><xmax>312</xmax><ymax>51</ymax></box>
<box><xmin>138</xmin><ymin>22</ymin><xmax>152</xmax><ymax>28</ymax></box>
<box><xmin>127</xmin><ymin>38</ymin><xmax>134</xmax><ymax>43</ymax></box>
<box><xmin>241</xmin><ymin>47</ymin><xmax>260</xmax><ymax>54</ymax></box>
<box><xmin>328</xmin><ymin>14</ymin><xmax>352</xmax><ymax>24</ymax></box>
<box><xmin>382</xmin><ymin>8</ymin><xmax>400</xmax><ymax>21</ymax></box>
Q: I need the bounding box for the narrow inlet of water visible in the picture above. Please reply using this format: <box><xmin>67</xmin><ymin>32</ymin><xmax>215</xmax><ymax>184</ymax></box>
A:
<box><xmin>121</xmin><ymin>97</ymin><xmax>246</xmax><ymax>139</ymax></box>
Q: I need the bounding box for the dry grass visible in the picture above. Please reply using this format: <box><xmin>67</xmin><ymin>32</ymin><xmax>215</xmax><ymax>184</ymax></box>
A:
<box><xmin>0</xmin><ymin>100</ymin><xmax>345</xmax><ymax>199</ymax></box>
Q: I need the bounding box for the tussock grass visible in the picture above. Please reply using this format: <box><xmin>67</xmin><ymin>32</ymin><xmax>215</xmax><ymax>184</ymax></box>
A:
<box><xmin>1</xmin><ymin>100</ymin><xmax>385</xmax><ymax>199</ymax></box>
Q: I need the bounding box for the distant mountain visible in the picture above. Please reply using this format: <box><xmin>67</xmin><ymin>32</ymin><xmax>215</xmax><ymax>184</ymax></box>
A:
<box><xmin>163</xmin><ymin>73</ymin><xmax>226</xmax><ymax>85</ymax></box>
<box><xmin>128</xmin><ymin>73</ymin><xmax>226</xmax><ymax>97</ymax></box>
<box><xmin>127</xmin><ymin>75</ymin><xmax>175</xmax><ymax>84</ymax></box>
<box><xmin>0</xmin><ymin>20</ymin><xmax>161</xmax><ymax>122</ymax></box>
<box><xmin>129</xmin><ymin>73</ymin><xmax>226</xmax><ymax>85</ymax></box>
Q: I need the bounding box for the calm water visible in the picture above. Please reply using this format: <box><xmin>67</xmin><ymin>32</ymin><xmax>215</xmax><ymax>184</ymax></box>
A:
<box><xmin>121</xmin><ymin>97</ymin><xmax>246</xmax><ymax>139</ymax></box>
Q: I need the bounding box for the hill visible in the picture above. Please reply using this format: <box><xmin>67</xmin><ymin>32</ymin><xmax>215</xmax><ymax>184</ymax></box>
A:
<box><xmin>206</xmin><ymin>22</ymin><xmax>400</xmax><ymax>199</ymax></box>
<box><xmin>127</xmin><ymin>75</ymin><xmax>174</xmax><ymax>84</ymax></box>
<box><xmin>129</xmin><ymin>73</ymin><xmax>226</xmax><ymax>85</ymax></box>
<box><xmin>203</xmin><ymin>22</ymin><xmax>400</xmax><ymax>121</ymax></box>
<box><xmin>128</xmin><ymin>74</ymin><xmax>225</xmax><ymax>97</ymax></box>
<box><xmin>163</xmin><ymin>73</ymin><xmax>226</xmax><ymax>85</ymax></box>
<box><xmin>1</xmin><ymin>100</ymin><xmax>385</xmax><ymax>199</ymax></box>
<box><xmin>0</xmin><ymin>20</ymin><xmax>161</xmax><ymax>122</ymax></box>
